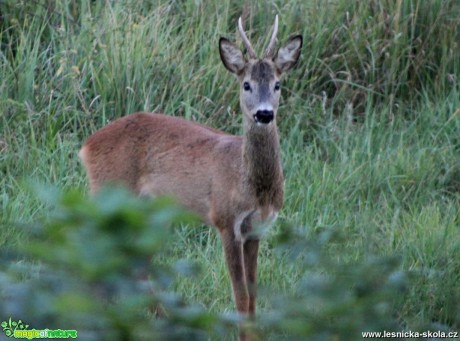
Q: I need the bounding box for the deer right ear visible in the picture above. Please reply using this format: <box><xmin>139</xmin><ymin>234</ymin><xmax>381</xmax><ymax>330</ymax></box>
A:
<box><xmin>219</xmin><ymin>38</ymin><xmax>245</xmax><ymax>74</ymax></box>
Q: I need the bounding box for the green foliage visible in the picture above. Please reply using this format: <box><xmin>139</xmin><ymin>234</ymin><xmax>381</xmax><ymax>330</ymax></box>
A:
<box><xmin>256</xmin><ymin>227</ymin><xmax>408</xmax><ymax>340</ymax></box>
<box><xmin>0</xmin><ymin>187</ymin><xmax>233</xmax><ymax>340</ymax></box>
<box><xmin>1</xmin><ymin>187</ymin><xmax>413</xmax><ymax>340</ymax></box>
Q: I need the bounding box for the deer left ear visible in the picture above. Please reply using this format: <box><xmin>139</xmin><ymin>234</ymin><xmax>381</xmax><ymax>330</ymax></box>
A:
<box><xmin>274</xmin><ymin>35</ymin><xmax>302</xmax><ymax>73</ymax></box>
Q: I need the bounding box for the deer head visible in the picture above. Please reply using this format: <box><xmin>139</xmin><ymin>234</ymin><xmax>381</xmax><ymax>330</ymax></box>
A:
<box><xmin>219</xmin><ymin>15</ymin><xmax>302</xmax><ymax>128</ymax></box>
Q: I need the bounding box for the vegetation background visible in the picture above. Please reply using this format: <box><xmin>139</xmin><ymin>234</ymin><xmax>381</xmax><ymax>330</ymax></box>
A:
<box><xmin>0</xmin><ymin>0</ymin><xmax>459</xmax><ymax>340</ymax></box>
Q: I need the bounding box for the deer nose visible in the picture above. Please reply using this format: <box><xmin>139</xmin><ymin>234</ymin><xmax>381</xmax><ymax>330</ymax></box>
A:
<box><xmin>254</xmin><ymin>110</ymin><xmax>274</xmax><ymax>124</ymax></box>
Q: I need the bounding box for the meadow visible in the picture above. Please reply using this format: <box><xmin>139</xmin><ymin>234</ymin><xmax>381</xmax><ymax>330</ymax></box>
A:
<box><xmin>1</xmin><ymin>0</ymin><xmax>459</xmax><ymax>340</ymax></box>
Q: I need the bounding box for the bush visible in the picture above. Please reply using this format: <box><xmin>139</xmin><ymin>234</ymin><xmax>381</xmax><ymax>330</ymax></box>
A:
<box><xmin>0</xmin><ymin>187</ymin><xmax>235</xmax><ymax>340</ymax></box>
<box><xmin>0</xmin><ymin>187</ymin><xmax>432</xmax><ymax>340</ymax></box>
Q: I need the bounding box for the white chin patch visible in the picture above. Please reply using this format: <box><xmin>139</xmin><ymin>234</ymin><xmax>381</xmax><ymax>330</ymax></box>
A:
<box><xmin>255</xmin><ymin>120</ymin><xmax>272</xmax><ymax>126</ymax></box>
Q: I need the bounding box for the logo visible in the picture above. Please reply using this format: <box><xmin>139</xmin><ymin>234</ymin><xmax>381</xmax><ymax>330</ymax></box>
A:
<box><xmin>1</xmin><ymin>318</ymin><xmax>77</xmax><ymax>339</ymax></box>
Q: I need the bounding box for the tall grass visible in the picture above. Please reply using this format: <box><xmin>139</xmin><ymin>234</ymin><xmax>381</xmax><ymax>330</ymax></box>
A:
<box><xmin>1</xmin><ymin>0</ymin><xmax>459</xmax><ymax>337</ymax></box>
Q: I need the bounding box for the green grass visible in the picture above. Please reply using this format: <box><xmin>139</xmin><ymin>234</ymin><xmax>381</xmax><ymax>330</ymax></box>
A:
<box><xmin>1</xmin><ymin>0</ymin><xmax>459</xmax><ymax>338</ymax></box>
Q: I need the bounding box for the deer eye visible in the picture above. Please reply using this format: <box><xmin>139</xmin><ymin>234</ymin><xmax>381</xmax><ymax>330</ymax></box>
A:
<box><xmin>274</xmin><ymin>82</ymin><xmax>280</xmax><ymax>91</ymax></box>
<box><xmin>243</xmin><ymin>82</ymin><xmax>251</xmax><ymax>91</ymax></box>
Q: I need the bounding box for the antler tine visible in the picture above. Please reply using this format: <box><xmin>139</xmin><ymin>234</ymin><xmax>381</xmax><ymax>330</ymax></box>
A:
<box><xmin>238</xmin><ymin>17</ymin><xmax>257</xmax><ymax>59</ymax></box>
<box><xmin>264</xmin><ymin>15</ymin><xmax>279</xmax><ymax>58</ymax></box>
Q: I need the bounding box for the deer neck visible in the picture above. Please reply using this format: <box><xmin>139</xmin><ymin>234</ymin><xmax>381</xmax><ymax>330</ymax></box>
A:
<box><xmin>242</xmin><ymin>122</ymin><xmax>284</xmax><ymax>209</ymax></box>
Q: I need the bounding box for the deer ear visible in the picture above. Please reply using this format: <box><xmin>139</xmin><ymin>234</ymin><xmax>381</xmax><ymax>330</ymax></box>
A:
<box><xmin>219</xmin><ymin>38</ymin><xmax>245</xmax><ymax>74</ymax></box>
<box><xmin>273</xmin><ymin>35</ymin><xmax>302</xmax><ymax>73</ymax></box>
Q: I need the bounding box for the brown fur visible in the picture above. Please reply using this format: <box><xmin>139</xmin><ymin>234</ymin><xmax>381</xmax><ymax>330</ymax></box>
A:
<box><xmin>80</xmin><ymin>112</ymin><xmax>280</xmax><ymax>226</ymax></box>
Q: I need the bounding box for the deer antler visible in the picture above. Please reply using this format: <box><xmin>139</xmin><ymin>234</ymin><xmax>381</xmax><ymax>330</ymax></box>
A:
<box><xmin>238</xmin><ymin>17</ymin><xmax>257</xmax><ymax>59</ymax></box>
<box><xmin>264</xmin><ymin>15</ymin><xmax>278</xmax><ymax>58</ymax></box>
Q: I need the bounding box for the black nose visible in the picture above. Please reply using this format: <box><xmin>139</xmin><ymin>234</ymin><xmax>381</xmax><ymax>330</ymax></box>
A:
<box><xmin>254</xmin><ymin>110</ymin><xmax>274</xmax><ymax>124</ymax></box>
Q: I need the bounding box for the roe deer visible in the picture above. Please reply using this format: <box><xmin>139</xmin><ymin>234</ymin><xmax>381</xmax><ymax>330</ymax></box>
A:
<box><xmin>79</xmin><ymin>15</ymin><xmax>302</xmax><ymax>341</ymax></box>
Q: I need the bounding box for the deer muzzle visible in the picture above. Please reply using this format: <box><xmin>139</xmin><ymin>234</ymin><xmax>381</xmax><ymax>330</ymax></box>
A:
<box><xmin>254</xmin><ymin>110</ymin><xmax>274</xmax><ymax>124</ymax></box>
